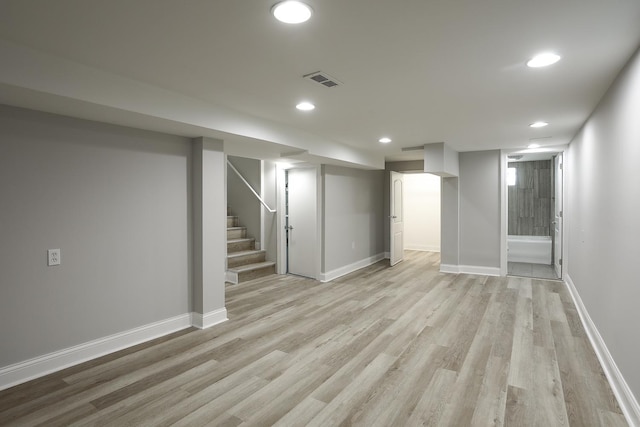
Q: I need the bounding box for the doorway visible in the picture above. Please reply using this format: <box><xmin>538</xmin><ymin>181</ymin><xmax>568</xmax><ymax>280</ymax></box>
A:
<box><xmin>388</xmin><ymin>171</ymin><xmax>441</xmax><ymax>266</ymax></box>
<box><xmin>505</xmin><ymin>151</ymin><xmax>563</xmax><ymax>280</ymax></box>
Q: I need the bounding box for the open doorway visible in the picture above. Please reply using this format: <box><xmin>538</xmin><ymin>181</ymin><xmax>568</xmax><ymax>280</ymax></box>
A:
<box><xmin>505</xmin><ymin>151</ymin><xmax>563</xmax><ymax>280</ymax></box>
<box><xmin>389</xmin><ymin>171</ymin><xmax>441</xmax><ymax>265</ymax></box>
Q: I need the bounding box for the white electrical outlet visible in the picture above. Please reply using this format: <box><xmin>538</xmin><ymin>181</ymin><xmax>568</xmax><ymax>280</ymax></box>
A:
<box><xmin>48</xmin><ymin>249</ymin><xmax>61</xmax><ymax>266</ymax></box>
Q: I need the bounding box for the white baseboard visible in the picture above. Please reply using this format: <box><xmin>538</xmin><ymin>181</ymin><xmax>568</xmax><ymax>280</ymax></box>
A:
<box><xmin>225</xmin><ymin>270</ymin><xmax>238</xmax><ymax>284</ymax></box>
<box><xmin>440</xmin><ymin>264</ymin><xmax>501</xmax><ymax>276</ymax></box>
<box><xmin>192</xmin><ymin>307</ymin><xmax>228</xmax><ymax>330</ymax></box>
<box><xmin>440</xmin><ymin>264</ymin><xmax>459</xmax><ymax>274</ymax></box>
<box><xmin>384</xmin><ymin>252</ymin><xmax>390</xmax><ymax>259</ymax></box>
<box><xmin>0</xmin><ymin>313</ymin><xmax>192</xmax><ymax>391</ymax></box>
<box><xmin>320</xmin><ymin>253</ymin><xmax>386</xmax><ymax>282</ymax></box>
<box><xmin>0</xmin><ymin>308</ymin><xmax>230</xmax><ymax>391</ymax></box>
<box><xmin>565</xmin><ymin>275</ymin><xmax>640</xmax><ymax>427</ymax></box>
<box><xmin>404</xmin><ymin>245</ymin><xmax>441</xmax><ymax>252</ymax></box>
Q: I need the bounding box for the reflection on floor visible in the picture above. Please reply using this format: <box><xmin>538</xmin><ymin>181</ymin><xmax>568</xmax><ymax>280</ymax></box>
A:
<box><xmin>508</xmin><ymin>262</ymin><xmax>559</xmax><ymax>280</ymax></box>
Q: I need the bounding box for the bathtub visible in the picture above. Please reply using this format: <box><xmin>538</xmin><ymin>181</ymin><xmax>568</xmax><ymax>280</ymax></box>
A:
<box><xmin>507</xmin><ymin>235</ymin><xmax>552</xmax><ymax>264</ymax></box>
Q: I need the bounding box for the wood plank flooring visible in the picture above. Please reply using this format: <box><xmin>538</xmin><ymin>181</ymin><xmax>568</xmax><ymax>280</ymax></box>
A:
<box><xmin>0</xmin><ymin>251</ymin><xmax>626</xmax><ymax>426</ymax></box>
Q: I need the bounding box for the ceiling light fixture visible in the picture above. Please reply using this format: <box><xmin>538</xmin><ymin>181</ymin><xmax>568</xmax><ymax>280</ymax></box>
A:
<box><xmin>296</xmin><ymin>101</ymin><xmax>315</xmax><ymax>111</ymax></box>
<box><xmin>527</xmin><ymin>52</ymin><xmax>561</xmax><ymax>68</ymax></box>
<box><xmin>529</xmin><ymin>121</ymin><xmax>549</xmax><ymax>128</ymax></box>
<box><xmin>272</xmin><ymin>1</ymin><xmax>312</xmax><ymax>24</ymax></box>
<box><xmin>528</xmin><ymin>143</ymin><xmax>540</xmax><ymax>149</ymax></box>
<box><xmin>379</xmin><ymin>137</ymin><xmax>392</xmax><ymax>144</ymax></box>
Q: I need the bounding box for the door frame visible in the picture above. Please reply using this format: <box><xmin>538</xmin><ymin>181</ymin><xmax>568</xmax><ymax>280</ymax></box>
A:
<box><xmin>276</xmin><ymin>163</ymin><xmax>323</xmax><ymax>279</ymax></box>
<box><xmin>500</xmin><ymin>147</ymin><xmax>567</xmax><ymax>278</ymax></box>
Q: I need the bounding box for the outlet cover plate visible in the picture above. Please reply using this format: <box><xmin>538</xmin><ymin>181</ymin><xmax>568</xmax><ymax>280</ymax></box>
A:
<box><xmin>48</xmin><ymin>249</ymin><xmax>61</xmax><ymax>266</ymax></box>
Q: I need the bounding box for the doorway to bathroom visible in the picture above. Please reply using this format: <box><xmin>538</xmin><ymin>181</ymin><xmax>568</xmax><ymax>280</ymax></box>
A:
<box><xmin>506</xmin><ymin>151</ymin><xmax>563</xmax><ymax>280</ymax></box>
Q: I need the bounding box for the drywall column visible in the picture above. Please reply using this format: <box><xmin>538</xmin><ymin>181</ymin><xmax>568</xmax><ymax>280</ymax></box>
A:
<box><xmin>192</xmin><ymin>137</ymin><xmax>228</xmax><ymax>329</ymax></box>
<box><xmin>261</xmin><ymin>160</ymin><xmax>278</xmax><ymax>262</ymax></box>
<box><xmin>440</xmin><ymin>177</ymin><xmax>459</xmax><ymax>269</ymax></box>
<box><xmin>423</xmin><ymin>142</ymin><xmax>460</xmax><ymax>272</ymax></box>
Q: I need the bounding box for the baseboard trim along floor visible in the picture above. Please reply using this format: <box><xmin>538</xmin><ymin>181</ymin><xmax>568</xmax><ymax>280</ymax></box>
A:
<box><xmin>565</xmin><ymin>274</ymin><xmax>640</xmax><ymax>427</ymax></box>
<box><xmin>440</xmin><ymin>264</ymin><xmax>501</xmax><ymax>276</ymax></box>
<box><xmin>0</xmin><ymin>310</ymin><xmax>228</xmax><ymax>391</ymax></box>
<box><xmin>319</xmin><ymin>252</ymin><xmax>386</xmax><ymax>282</ymax></box>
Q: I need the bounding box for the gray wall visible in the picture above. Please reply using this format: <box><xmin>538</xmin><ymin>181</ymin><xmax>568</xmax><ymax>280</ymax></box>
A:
<box><xmin>262</xmin><ymin>160</ymin><xmax>278</xmax><ymax>262</ymax></box>
<box><xmin>0</xmin><ymin>105</ymin><xmax>191</xmax><ymax>367</ymax></box>
<box><xmin>508</xmin><ymin>160</ymin><xmax>552</xmax><ymax>236</ymax></box>
<box><xmin>440</xmin><ymin>177</ymin><xmax>460</xmax><ymax>266</ymax></box>
<box><xmin>459</xmin><ymin>150</ymin><xmax>501</xmax><ymax>268</ymax></box>
<box><xmin>227</xmin><ymin>156</ymin><xmax>261</xmax><ymax>245</ymax></box>
<box><xmin>566</xmin><ymin>46</ymin><xmax>640</xmax><ymax>399</ymax></box>
<box><xmin>322</xmin><ymin>165</ymin><xmax>385</xmax><ymax>273</ymax></box>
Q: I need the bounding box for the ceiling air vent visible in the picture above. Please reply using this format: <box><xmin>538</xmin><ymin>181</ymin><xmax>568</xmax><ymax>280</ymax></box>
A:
<box><xmin>508</xmin><ymin>155</ymin><xmax>523</xmax><ymax>160</ymax></box>
<box><xmin>303</xmin><ymin>71</ymin><xmax>342</xmax><ymax>88</ymax></box>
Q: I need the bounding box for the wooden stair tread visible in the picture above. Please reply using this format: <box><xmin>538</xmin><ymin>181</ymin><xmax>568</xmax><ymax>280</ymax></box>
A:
<box><xmin>227</xmin><ymin>226</ymin><xmax>245</xmax><ymax>230</ymax></box>
<box><xmin>228</xmin><ymin>261</ymin><xmax>276</xmax><ymax>273</ymax></box>
<box><xmin>227</xmin><ymin>249</ymin><xmax>265</xmax><ymax>258</ymax></box>
<box><xmin>228</xmin><ymin>237</ymin><xmax>254</xmax><ymax>243</ymax></box>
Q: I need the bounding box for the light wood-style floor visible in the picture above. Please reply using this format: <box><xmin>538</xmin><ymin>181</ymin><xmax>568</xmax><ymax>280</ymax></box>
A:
<box><xmin>0</xmin><ymin>251</ymin><xmax>626</xmax><ymax>426</ymax></box>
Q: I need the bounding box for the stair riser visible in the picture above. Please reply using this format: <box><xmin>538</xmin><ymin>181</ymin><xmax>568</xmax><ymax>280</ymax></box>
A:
<box><xmin>227</xmin><ymin>217</ymin><xmax>238</xmax><ymax>227</ymax></box>
<box><xmin>228</xmin><ymin>240</ymin><xmax>254</xmax><ymax>252</ymax></box>
<box><xmin>227</xmin><ymin>229</ymin><xmax>246</xmax><ymax>239</ymax></box>
<box><xmin>228</xmin><ymin>252</ymin><xmax>266</xmax><ymax>268</ymax></box>
<box><xmin>238</xmin><ymin>265</ymin><xmax>276</xmax><ymax>283</ymax></box>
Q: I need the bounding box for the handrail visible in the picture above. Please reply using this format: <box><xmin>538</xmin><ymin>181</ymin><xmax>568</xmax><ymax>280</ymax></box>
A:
<box><xmin>227</xmin><ymin>160</ymin><xmax>276</xmax><ymax>213</ymax></box>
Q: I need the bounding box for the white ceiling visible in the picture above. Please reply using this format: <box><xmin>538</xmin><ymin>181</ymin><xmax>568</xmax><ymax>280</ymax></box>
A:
<box><xmin>1</xmin><ymin>0</ymin><xmax>639</xmax><ymax>166</ymax></box>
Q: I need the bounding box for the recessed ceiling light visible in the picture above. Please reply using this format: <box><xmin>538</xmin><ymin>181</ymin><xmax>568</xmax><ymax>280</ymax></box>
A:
<box><xmin>527</xmin><ymin>52</ymin><xmax>561</xmax><ymax>68</ymax></box>
<box><xmin>529</xmin><ymin>121</ymin><xmax>549</xmax><ymax>128</ymax></box>
<box><xmin>379</xmin><ymin>137</ymin><xmax>392</xmax><ymax>144</ymax></box>
<box><xmin>272</xmin><ymin>1</ymin><xmax>312</xmax><ymax>24</ymax></box>
<box><xmin>296</xmin><ymin>101</ymin><xmax>315</xmax><ymax>111</ymax></box>
<box><xmin>528</xmin><ymin>143</ymin><xmax>540</xmax><ymax>149</ymax></box>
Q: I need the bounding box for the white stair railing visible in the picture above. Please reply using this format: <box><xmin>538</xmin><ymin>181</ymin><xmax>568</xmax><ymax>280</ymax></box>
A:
<box><xmin>227</xmin><ymin>160</ymin><xmax>276</xmax><ymax>213</ymax></box>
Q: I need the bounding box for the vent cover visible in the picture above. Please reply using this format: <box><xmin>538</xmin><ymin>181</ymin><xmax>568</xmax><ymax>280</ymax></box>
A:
<box><xmin>508</xmin><ymin>155</ymin><xmax>523</xmax><ymax>160</ymax></box>
<box><xmin>303</xmin><ymin>71</ymin><xmax>342</xmax><ymax>88</ymax></box>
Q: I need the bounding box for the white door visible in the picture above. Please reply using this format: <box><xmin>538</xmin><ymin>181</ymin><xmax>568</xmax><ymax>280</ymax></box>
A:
<box><xmin>553</xmin><ymin>154</ymin><xmax>563</xmax><ymax>278</ymax></box>
<box><xmin>287</xmin><ymin>168</ymin><xmax>317</xmax><ymax>278</ymax></box>
<box><xmin>390</xmin><ymin>171</ymin><xmax>404</xmax><ymax>266</ymax></box>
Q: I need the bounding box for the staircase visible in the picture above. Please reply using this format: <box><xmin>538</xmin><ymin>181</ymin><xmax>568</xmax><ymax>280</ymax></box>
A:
<box><xmin>226</xmin><ymin>215</ymin><xmax>276</xmax><ymax>284</ymax></box>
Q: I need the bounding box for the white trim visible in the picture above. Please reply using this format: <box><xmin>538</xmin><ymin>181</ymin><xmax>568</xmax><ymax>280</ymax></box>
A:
<box><xmin>439</xmin><ymin>264</ymin><xmax>501</xmax><ymax>276</ymax></box>
<box><xmin>384</xmin><ymin>251</ymin><xmax>391</xmax><ymax>259</ymax></box>
<box><xmin>226</xmin><ymin>270</ymin><xmax>238</xmax><ymax>284</ymax></box>
<box><xmin>0</xmin><ymin>313</ymin><xmax>192</xmax><ymax>391</ymax></box>
<box><xmin>319</xmin><ymin>253</ymin><xmax>385</xmax><ymax>282</ymax></box>
<box><xmin>565</xmin><ymin>275</ymin><xmax>640</xmax><ymax>427</ymax></box>
<box><xmin>440</xmin><ymin>264</ymin><xmax>459</xmax><ymax>274</ymax></box>
<box><xmin>404</xmin><ymin>245</ymin><xmax>440</xmax><ymax>252</ymax></box>
<box><xmin>191</xmin><ymin>307</ymin><xmax>228</xmax><ymax>330</ymax></box>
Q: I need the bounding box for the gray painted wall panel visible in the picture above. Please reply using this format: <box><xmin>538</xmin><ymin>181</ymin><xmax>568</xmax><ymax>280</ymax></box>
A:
<box><xmin>566</xmin><ymin>46</ymin><xmax>640</xmax><ymax>399</ymax></box>
<box><xmin>323</xmin><ymin>165</ymin><xmax>385</xmax><ymax>273</ymax></box>
<box><xmin>262</xmin><ymin>161</ymin><xmax>278</xmax><ymax>262</ymax></box>
<box><xmin>0</xmin><ymin>105</ymin><xmax>191</xmax><ymax>367</ymax></box>
<box><xmin>459</xmin><ymin>150</ymin><xmax>501</xmax><ymax>268</ymax></box>
<box><xmin>440</xmin><ymin>177</ymin><xmax>459</xmax><ymax>266</ymax></box>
